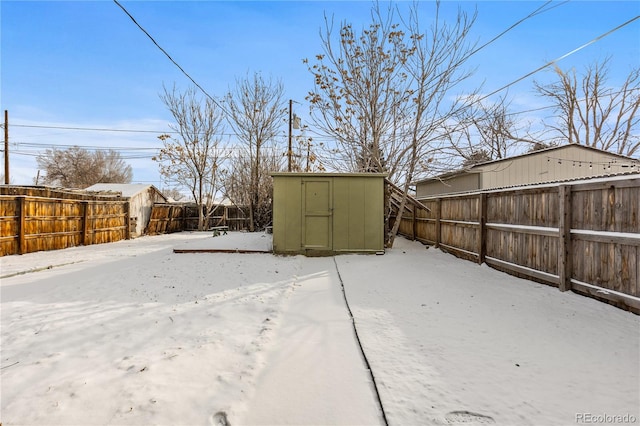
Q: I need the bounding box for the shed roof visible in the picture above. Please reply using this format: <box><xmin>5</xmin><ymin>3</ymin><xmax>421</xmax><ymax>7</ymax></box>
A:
<box><xmin>85</xmin><ymin>183</ymin><xmax>166</xmax><ymax>200</ymax></box>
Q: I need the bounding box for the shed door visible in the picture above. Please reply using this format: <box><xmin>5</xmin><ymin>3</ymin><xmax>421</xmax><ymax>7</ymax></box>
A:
<box><xmin>302</xmin><ymin>178</ymin><xmax>332</xmax><ymax>251</ymax></box>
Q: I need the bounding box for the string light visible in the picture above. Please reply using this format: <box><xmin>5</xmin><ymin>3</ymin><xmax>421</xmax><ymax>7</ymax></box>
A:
<box><xmin>545</xmin><ymin>155</ymin><xmax>639</xmax><ymax>170</ymax></box>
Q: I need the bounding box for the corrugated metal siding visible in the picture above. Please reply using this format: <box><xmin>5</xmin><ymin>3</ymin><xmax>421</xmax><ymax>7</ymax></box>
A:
<box><xmin>416</xmin><ymin>145</ymin><xmax>638</xmax><ymax>197</ymax></box>
<box><xmin>477</xmin><ymin>146</ymin><xmax>633</xmax><ymax>189</ymax></box>
<box><xmin>416</xmin><ymin>173</ymin><xmax>480</xmax><ymax>198</ymax></box>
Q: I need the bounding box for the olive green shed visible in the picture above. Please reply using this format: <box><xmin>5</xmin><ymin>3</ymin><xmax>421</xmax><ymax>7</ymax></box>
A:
<box><xmin>271</xmin><ymin>173</ymin><xmax>386</xmax><ymax>255</ymax></box>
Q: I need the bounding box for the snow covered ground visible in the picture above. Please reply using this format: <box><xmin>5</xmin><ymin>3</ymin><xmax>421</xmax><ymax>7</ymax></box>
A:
<box><xmin>1</xmin><ymin>231</ymin><xmax>638</xmax><ymax>426</ymax></box>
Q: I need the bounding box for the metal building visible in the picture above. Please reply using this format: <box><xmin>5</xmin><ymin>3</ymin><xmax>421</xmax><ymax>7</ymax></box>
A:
<box><xmin>414</xmin><ymin>145</ymin><xmax>639</xmax><ymax>198</ymax></box>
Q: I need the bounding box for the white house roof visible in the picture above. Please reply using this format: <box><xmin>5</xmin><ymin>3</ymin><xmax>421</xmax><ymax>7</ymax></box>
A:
<box><xmin>85</xmin><ymin>183</ymin><xmax>165</xmax><ymax>199</ymax></box>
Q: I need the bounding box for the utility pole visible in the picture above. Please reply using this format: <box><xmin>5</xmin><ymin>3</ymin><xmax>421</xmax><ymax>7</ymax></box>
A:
<box><xmin>288</xmin><ymin>99</ymin><xmax>292</xmax><ymax>172</ymax></box>
<box><xmin>4</xmin><ymin>110</ymin><xmax>8</xmax><ymax>184</ymax></box>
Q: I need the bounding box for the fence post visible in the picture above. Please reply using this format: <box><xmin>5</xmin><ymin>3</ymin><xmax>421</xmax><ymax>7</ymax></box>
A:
<box><xmin>18</xmin><ymin>196</ymin><xmax>26</xmax><ymax>254</ymax></box>
<box><xmin>82</xmin><ymin>201</ymin><xmax>89</xmax><ymax>246</ymax></box>
<box><xmin>124</xmin><ymin>201</ymin><xmax>131</xmax><ymax>240</ymax></box>
<box><xmin>411</xmin><ymin>204</ymin><xmax>417</xmax><ymax>241</ymax></box>
<box><xmin>435</xmin><ymin>198</ymin><xmax>441</xmax><ymax>248</ymax></box>
<box><xmin>478</xmin><ymin>193</ymin><xmax>487</xmax><ymax>264</ymax></box>
<box><xmin>558</xmin><ymin>185</ymin><xmax>572</xmax><ymax>292</ymax></box>
<box><xmin>182</xmin><ymin>205</ymin><xmax>187</xmax><ymax>231</ymax></box>
<box><xmin>166</xmin><ymin>205</ymin><xmax>174</xmax><ymax>233</ymax></box>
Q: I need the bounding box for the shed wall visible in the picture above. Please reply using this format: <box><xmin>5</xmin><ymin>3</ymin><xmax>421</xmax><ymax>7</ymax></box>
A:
<box><xmin>125</xmin><ymin>187</ymin><xmax>166</xmax><ymax>237</ymax></box>
<box><xmin>273</xmin><ymin>176</ymin><xmax>303</xmax><ymax>253</ymax></box>
<box><xmin>332</xmin><ymin>176</ymin><xmax>384</xmax><ymax>252</ymax></box>
<box><xmin>272</xmin><ymin>174</ymin><xmax>385</xmax><ymax>255</ymax></box>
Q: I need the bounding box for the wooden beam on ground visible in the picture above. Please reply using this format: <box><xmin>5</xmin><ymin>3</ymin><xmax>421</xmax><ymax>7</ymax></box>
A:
<box><xmin>173</xmin><ymin>248</ymin><xmax>272</xmax><ymax>254</ymax></box>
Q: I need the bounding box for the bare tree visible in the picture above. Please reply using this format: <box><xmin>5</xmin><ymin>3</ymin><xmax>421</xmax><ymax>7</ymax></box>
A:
<box><xmin>225</xmin><ymin>146</ymin><xmax>283</xmax><ymax>231</ymax></box>
<box><xmin>36</xmin><ymin>146</ymin><xmax>132</xmax><ymax>188</ymax></box>
<box><xmin>161</xmin><ymin>187</ymin><xmax>186</xmax><ymax>202</ymax></box>
<box><xmin>290</xmin><ymin>133</ymin><xmax>326</xmax><ymax>173</ymax></box>
<box><xmin>535</xmin><ymin>59</ymin><xmax>640</xmax><ymax>157</ymax></box>
<box><xmin>444</xmin><ymin>95</ymin><xmax>541</xmax><ymax>167</ymax></box>
<box><xmin>225</xmin><ymin>72</ymin><xmax>287</xmax><ymax>231</ymax></box>
<box><xmin>155</xmin><ymin>85</ymin><xmax>227</xmax><ymax>231</ymax></box>
<box><xmin>306</xmin><ymin>1</ymin><xmax>478</xmax><ymax>246</ymax></box>
<box><xmin>305</xmin><ymin>3</ymin><xmax>410</xmax><ymax>176</ymax></box>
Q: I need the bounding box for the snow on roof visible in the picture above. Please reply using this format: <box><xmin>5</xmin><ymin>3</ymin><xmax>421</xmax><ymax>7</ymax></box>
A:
<box><xmin>214</xmin><ymin>197</ymin><xmax>234</xmax><ymax>206</ymax></box>
<box><xmin>85</xmin><ymin>183</ymin><xmax>163</xmax><ymax>198</ymax></box>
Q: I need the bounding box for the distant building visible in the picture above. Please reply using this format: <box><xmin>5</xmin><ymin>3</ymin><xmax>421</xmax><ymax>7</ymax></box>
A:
<box><xmin>85</xmin><ymin>184</ymin><xmax>167</xmax><ymax>237</ymax></box>
<box><xmin>414</xmin><ymin>145</ymin><xmax>639</xmax><ymax>198</ymax></box>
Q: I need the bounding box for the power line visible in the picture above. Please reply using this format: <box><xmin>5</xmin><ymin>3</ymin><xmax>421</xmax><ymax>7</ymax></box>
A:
<box><xmin>7</xmin><ymin>141</ymin><xmax>296</xmax><ymax>160</ymax></box>
<box><xmin>16</xmin><ymin>142</ymin><xmax>160</xmax><ymax>150</ymax></box>
<box><xmin>11</xmin><ymin>123</ymin><xmax>177</xmax><ymax>134</ymax></box>
<box><xmin>473</xmin><ymin>15</ymin><xmax>640</xmax><ymax>106</ymax></box>
<box><xmin>112</xmin><ymin>0</ymin><xmax>562</xmax><ymax>140</ymax></box>
<box><xmin>502</xmin><ymin>87</ymin><xmax>640</xmax><ymax>118</ymax></box>
<box><xmin>9</xmin><ymin>123</ymin><xmax>330</xmax><ymax>145</ymax></box>
<box><xmin>9</xmin><ymin>140</ymin><xmax>288</xmax><ymax>151</ymax></box>
<box><xmin>10</xmin><ymin>123</ymin><xmax>296</xmax><ymax>140</ymax></box>
<box><xmin>113</xmin><ymin>0</ymin><xmax>230</xmax><ymax>115</ymax></box>
<box><xmin>462</xmin><ymin>1</ymin><xmax>569</xmax><ymax>66</ymax></box>
<box><xmin>12</xmin><ymin>86</ymin><xmax>637</xmax><ymax>140</ymax></box>
<box><xmin>10</xmin><ymin>7</ymin><xmax>639</xmax><ymax>145</ymax></box>
<box><xmin>433</xmin><ymin>14</ymin><xmax>640</xmax><ymax>138</ymax></box>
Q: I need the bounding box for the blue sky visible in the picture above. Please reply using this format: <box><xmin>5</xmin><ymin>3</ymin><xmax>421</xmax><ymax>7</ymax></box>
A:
<box><xmin>1</xmin><ymin>0</ymin><xmax>639</xmax><ymax>188</ymax></box>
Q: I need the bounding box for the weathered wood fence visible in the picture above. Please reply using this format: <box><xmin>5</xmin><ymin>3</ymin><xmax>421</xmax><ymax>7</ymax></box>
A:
<box><xmin>0</xmin><ymin>188</ymin><xmax>129</xmax><ymax>256</ymax></box>
<box><xmin>0</xmin><ymin>186</ymin><xmax>252</xmax><ymax>256</ymax></box>
<box><xmin>146</xmin><ymin>203</ymin><xmax>250</xmax><ymax>235</ymax></box>
<box><xmin>393</xmin><ymin>177</ymin><xmax>640</xmax><ymax>312</ymax></box>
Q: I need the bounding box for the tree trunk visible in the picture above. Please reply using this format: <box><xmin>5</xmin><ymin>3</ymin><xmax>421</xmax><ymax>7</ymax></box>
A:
<box><xmin>248</xmin><ymin>200</ymin><xmax>255</xmax><ymax>232</ymax></box>
<box><xmin>198</xmin><ymin>177</ymin><xmax>205</xmax><ymax>231</ymax></box>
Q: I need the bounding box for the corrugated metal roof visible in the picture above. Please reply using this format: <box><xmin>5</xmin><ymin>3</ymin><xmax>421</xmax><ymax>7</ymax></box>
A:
<box><xmin>470</xmin><ymin>144</ymin><xmax>635</xmax><ymax>168</ymax></box>
<box><xmin>416</xmin><ymin>171</ymin><xmax>640</xmax><ymax>200</ymax></box>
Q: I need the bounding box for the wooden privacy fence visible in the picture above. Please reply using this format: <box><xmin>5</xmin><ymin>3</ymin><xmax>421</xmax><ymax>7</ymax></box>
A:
<box><xmin>0</xmin><ymin>189</ymin><xmax>252</xmax><ymax>256</ymax></box>
<box><xmin>146</xmin><ymin>204</ymin><xmax>185</xmax><ymax>234</ymax></box>
<box><xmin>0</xmin><ymin>194</ymin><xmax>129</xmax><ymax>256</ymax></box>
<box><xmin>146</xmin><ymin>203</ymin><xmax>250</xmax><ymax>235</ymax></box>
<box><xmin>393</xmin><ymin>177</ymin><xmax>640</xmax><ymax>312</ymax></box>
